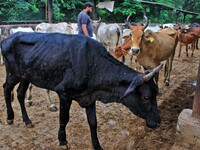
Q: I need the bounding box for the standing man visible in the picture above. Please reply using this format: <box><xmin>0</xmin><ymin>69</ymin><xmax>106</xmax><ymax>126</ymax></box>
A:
<box><xmin>77</xmin><ymin>2</ymin><xmax>94</xmax><ymax>37</ymax></box>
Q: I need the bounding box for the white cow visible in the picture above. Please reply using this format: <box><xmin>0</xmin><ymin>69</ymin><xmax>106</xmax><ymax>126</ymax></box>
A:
<box><xmin>163</xmin><ymin>23</ymin><xmax>174</xmax><ymax>30</ymax></box>
<box><xmin>69</xmin><ymin>23</ymin><xmax>78</xmax><ymax>34</ymax></box>
<box><xmin>92</xmin><ymin>21</ymin><xmax>123</xmax><ymax>51</ymax></box>
<box><xmin>9</xmin><ymin>26</ymin><xmax>57</xmax><ymax>111</ymax></box>
<box><xmin>9</xmin><ymin>27</ymin><xmax>34</xmax><ymax>34</ymax></box>
<box><xmin>67</xmin><ymin>23</ymin><xmax>97</xmax><ymax>40</ymax></box>
<box><xmin>35</xmin><ymin>22</ymin><xmax>74</xmax><ymax>34</ymax></box>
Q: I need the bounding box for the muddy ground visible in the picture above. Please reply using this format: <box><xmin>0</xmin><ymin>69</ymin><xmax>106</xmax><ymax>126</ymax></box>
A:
<box><xmin>0</xmin><ymin>44</ymin><xmax>199</xmax><ymax>150</ymax></box>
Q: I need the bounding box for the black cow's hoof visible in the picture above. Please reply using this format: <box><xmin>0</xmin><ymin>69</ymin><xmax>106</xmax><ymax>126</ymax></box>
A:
<box><xmin>59</xmin><ymin>145</ymin><xmax>69</xmax><ymax>150</ymax></box>
<box><xmin>26</xmin><ymin>123</ymin><xmax>35</xmax><ymax>128</ymax></box>
<box><xmin>25</xmin><ymin>120</ymin><xmax>34</xmax><ymax>128</ymax></box>
<box><xmin>7</xmin><ymin>119</ymin><xmax>14</xmax><ymax>125</ymax></box>
<box><xmin>94</xmin><ymin>147</ymin><xmax>104</xmax><ymax>150</ymax></box>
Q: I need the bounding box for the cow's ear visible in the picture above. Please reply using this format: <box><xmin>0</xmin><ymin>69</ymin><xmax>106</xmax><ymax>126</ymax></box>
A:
<box><xmin>119</xmin><ymin>75</ymin><xmax>144</xmax><ymax>100</ymax></box>
<box><xmin>115</xmin><ymin>45</ymin><xmax>121</xmax><ymax>52</ymax></box>
<box><xmin>143</xmin><ymin>35</ymin><xmax>150</xmax><ymax>43</ymax></box>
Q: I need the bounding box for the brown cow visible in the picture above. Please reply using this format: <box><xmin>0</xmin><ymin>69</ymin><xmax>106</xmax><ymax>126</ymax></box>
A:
<box><xmin>182</xmin><ymin>26</ymin><xmax>200</xmax><ymax>49</ymax></box>
<box><xmin>178</xmin><ymin>31</ymin><xmax>198</xmax><ymax>57</ymax></box>
<box><xmin>124</xmin><ymin>15</ymin><xmax>178</xmax><ymax>86</ymax></box>
<box><xmin>114</xmin><ymin>35</ymin><xmax>142</xmax><ymax>70</ymax></box>
<box><xmin>114</xmin><ymin>30</ymin><xmax>132</xmax><ymax>62</ymax></box>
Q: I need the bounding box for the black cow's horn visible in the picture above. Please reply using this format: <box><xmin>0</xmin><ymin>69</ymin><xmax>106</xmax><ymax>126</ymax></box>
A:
<box><xmin>119</xmin><ymin>63</ymin><xmax>163</xmax><ymax>100</ymax></box>
<box><xmin>143</xmin><ymin>63</ymin><xmax>163</xmax><ymax>81</ymax></box>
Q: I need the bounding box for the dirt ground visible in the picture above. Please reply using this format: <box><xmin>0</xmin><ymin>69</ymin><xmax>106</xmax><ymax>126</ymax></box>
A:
<box><xmin>0</xmin><ymin>43</ymin><xmax>199</xmax><ymax>150</ymax></box>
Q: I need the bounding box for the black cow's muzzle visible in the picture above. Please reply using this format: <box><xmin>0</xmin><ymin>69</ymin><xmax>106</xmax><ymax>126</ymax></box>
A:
<box><xmin>146</xmin><ymin>122</ymin><xmax>160</xmax><ymax>129</ymax></box>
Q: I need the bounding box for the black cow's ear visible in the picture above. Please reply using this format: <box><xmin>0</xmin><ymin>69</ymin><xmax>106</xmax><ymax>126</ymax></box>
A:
<box><xmin>119</xmin><ymin>75</ymin><xmax>144</xmax><ymax>100</ymax></box>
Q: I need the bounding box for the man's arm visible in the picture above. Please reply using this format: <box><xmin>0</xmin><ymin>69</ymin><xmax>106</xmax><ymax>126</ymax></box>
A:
<box><xmin>82</xmin><ymin>24</ymin><xmax>89</xmax><ymax>37</ymax></box>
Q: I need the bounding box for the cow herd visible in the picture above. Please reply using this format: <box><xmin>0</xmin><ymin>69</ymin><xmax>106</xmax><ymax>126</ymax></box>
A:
<box><xmin>0</xmin><ymin>17</ymin><xmax>200</xmax><ymax>149</ymax></box>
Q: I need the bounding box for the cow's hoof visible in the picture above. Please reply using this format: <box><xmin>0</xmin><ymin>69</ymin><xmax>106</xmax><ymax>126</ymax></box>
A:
<box><xmin>26</xmin><ymin>101</ymin><xmax>33</xmax><ymax>107</ymax></box>
<box><xmin>94</xmin><ymin>147</ymin><xmax>104</xmax><ymax>150</ymax></box>
<box><xmin>7</xmin><ymin>119</ymin><xmax>14</xmax><ymax>125</ymax></box>
<box><xmin>49</xmin><ymin>106</ymin><xmax>58</xmax><ymax>112</ymax></box>
<box><xmin>25</xmin><ymin>120</ymin><xmax>34</xmax><ymax>128</ymax></box>
<box><xmin>26</xmin><ymin>123</ymin><xmax>35</xmax><ymax>128</ymax></box>
<box><xmin>165</xmin><ymin>81</ymin><xmax>170</xmax><ymax>86</ymax></box>
<box><xmin>59</xmin><ymin>145</ymin><xmax>69</xmax><ymax>150</ymax></box>
<box><xmin>59</xmin><ymin>142</ymin><xmax>69</xmax><ymax>150</ymax></box>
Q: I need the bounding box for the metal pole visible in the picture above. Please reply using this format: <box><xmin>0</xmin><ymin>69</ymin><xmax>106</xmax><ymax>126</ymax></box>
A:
<box><xmin>192</xmin><ymin>59</ymin><xmax>200</xmax><ymax>119</ymax></box>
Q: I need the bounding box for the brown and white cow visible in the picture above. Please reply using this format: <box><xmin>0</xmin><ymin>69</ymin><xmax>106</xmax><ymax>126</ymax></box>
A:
<box><xmin>123</xmin><ymin>15</ymin><xmax>178</xmax><ymax>86</ymax></box>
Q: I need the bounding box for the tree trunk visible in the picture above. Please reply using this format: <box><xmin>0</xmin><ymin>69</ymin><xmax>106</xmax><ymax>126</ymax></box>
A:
<box><xmin>47</xmin><ymin>0</ymin><xmax>53</xmax><ymax>23</ymax></box>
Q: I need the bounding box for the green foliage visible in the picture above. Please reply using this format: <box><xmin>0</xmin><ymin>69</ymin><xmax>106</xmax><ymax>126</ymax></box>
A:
<box><xmin>0</xmin><ymin>0</ymin><xmax>46</xmax><ymax>21</ymax></box>
<box><xmin>0</xmin><ymin>0</ymin><xmax>199</xmax><ymax>24</ymax></box>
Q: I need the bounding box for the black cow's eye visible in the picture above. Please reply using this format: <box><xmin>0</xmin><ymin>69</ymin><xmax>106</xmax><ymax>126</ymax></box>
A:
<box><xmin>142</xmin><ymin>96</ymin><xmax>150</xmax><ymax>104</ymax></box>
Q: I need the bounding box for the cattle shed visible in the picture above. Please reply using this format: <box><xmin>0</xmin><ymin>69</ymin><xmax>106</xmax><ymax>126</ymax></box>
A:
<box><xmin>139</xmin><ymin>0</ymin><xmax>200</xmax><ymax>23</ymax></box>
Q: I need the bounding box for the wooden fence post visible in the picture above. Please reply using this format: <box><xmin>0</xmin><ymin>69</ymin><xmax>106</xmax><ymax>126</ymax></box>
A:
<box><xmin>192</xmin><ymin>59</ymin><xmax>200</xmax><ymax>119</ymax></box>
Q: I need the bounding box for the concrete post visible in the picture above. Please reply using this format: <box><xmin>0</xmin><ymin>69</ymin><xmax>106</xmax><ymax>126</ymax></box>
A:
<box><xmin>174</xmin><ymin>59</ymin><xmax>200</xmax><ymax>149</ymax></box>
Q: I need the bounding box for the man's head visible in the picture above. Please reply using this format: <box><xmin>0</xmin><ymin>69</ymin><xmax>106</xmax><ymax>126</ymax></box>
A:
<box><xmin>84</xmin><ymin>2</ymin><xmax>94</xmax><ymax>13</ymax></box>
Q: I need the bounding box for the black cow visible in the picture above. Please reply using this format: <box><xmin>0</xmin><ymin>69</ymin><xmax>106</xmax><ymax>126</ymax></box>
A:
<box><xmin>1</xmin><ymin>32</ymin><xmax>162</xmax><ymax>150</ymax></box>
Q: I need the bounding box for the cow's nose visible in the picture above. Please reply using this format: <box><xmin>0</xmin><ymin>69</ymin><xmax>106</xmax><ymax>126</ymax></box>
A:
<box><xmin>130</xmin><ymin>48</ymin><xmax>140</xmax><ymax>55</ymax></box>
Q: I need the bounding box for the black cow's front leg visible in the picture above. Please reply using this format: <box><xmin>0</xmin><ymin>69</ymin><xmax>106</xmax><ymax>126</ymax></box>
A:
<box><xmin>86</xmin><ymin>102</ymin><xmax>103</xmax><ymax>150</ymax></box>
<box><xmin>58</xmin><ymin>93</ymin><xmax>72</xmax><ymax>149</ymax></box>
<box><xmin>17</xmin><ymin>81</ymin><xmax>33</xmax><ymax>127</ymax></box>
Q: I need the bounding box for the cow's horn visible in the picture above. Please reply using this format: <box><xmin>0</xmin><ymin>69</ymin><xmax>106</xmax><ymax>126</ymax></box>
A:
<box><xmin>97</xmin><ymin>17</ymin><xmax>101</xmax><ymax>22</ymax></box>
<box><xmin>126</xmin><ymin>14</ymin><xmax>132</xmax><ymax>22</ymax></box>
<box><xmin>143</xmin><ymin>16</ymin><xmax>149</xmax><ymax>29</ymax></box>
<box><xmin>143</xmin><ymin>63</ymin><xmax>163</xmax><ymax>81</ymax></box>
<box><xmin>125</xmin><ymin>14</ymin><xmax>132</xmax><ymax>29</ymax></box>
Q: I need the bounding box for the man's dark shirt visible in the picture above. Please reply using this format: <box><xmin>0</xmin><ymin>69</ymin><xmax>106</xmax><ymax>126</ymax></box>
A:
<box><xmin>77</xmin><ymin>11</ymin><xmax>93</xmax><ymax>37</ymax></box>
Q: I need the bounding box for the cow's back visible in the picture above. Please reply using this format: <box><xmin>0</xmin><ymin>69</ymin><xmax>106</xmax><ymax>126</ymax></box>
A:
<box><xmin>138</xmin><ymin>29</ymin><xmax>178</xmax><ymax>68</ymax></box>
<box><xmin>97</xmin><ymin>23</ymin><xmax>122</xmax><ymax>51</ymax></box>
<box><xmin>144</xmin><ymin>29</ymin><xmax>177</xmax><ymax>54</ymax></box>
<box><xmin>1</xmin><ymin>32</ymin><xmax>121</xmax><ymax>91</ymax></box>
